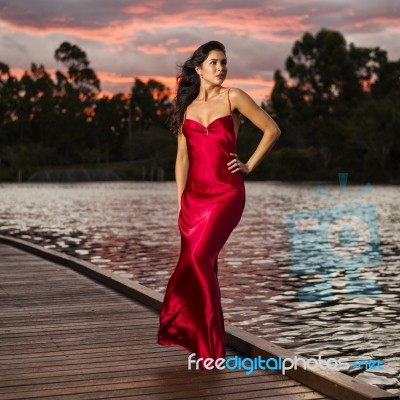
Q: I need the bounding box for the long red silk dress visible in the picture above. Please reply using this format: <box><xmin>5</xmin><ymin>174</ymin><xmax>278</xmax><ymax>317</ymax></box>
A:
<box><xmin>157</xmin><ymin>88</ymin><xmax>245</xmax><ymax>368</ymax></box>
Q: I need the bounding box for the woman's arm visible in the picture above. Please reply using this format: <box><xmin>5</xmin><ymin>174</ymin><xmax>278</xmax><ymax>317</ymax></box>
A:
<box><xmin>175</xmin><ymin>129</ymin><xmax>189</xmax><ymax>213</ymax></box>
<box><xmin>227</xmin><ymin>88</ymin><xmax>281</xmax><ymax>174</ymax></box>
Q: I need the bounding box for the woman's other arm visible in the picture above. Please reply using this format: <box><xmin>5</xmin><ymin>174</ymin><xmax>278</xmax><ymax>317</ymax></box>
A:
<box><xmin>230</xmin><ymin>88</ymin><xmax>281</xmax><ymax>174</ymax></box>
<box><xmin>175</xmin><ymin>129</ymin><xmax>189</xmax><ymax>213</ymax></box>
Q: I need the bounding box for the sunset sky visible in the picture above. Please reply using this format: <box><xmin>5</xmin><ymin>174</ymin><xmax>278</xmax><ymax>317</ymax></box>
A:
<box><xmin>1</xmin><ymin>0</ymin><xmax>400</xmax><ymax>103</ymax></box>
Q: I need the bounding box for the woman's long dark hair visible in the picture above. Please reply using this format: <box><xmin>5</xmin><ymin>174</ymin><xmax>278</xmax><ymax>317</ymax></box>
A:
<box><xmin>169</xmin><ymin>40</ymin><xmax>226</xmax><ymax>135</ymax></box>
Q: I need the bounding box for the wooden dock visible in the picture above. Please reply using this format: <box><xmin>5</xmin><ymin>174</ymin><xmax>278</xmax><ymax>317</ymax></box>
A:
<box><xmin>0</xmin><ymin>236</ymin><xmax>397</xmax><ymax>400</ymax></box>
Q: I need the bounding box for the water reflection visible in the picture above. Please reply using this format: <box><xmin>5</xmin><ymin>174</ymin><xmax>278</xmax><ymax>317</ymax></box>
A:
<box><xmin>0</xmin><ymin>181</ymin><xmax>399</xmax><ymax>395</ymax></box>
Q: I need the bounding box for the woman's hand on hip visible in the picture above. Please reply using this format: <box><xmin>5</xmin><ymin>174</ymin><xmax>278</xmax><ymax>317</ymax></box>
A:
<box><xmin>228</xmin><ymin>153</ymin><xmax>251</xmax><ymax>174</ymax></box>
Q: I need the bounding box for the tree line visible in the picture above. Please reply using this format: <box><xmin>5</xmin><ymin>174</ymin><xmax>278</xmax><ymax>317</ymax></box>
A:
<box><xmin>0</xmin><ymin>29</ymin><xmax>399</xmax><ymax>182</ymax></box>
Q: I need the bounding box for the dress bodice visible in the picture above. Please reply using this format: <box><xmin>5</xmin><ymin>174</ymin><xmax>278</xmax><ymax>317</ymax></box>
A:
<box><xmin>182</xmin><ymin>113</ymin><xmax>244</xmax><ymax>196</ymax></box>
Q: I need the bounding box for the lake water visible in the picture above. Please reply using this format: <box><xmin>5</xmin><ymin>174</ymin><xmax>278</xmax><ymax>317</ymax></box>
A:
<box><xmin>0</xmin><ymin>181</ymin><xmax>399</xmax><ymax>395</ymax></box>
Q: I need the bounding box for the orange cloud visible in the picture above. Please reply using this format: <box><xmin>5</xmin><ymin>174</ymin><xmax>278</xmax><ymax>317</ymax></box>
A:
<box><xmin>123</xmin><ymin>5</ymin><xmax>153</xmax><ymax>15</ymax></box>
<box><xmin>0</xmin><ymin>5</ymin><xmax>309</xmax><ymax>48</ymax></box>
<box><xmin>137</xmin><ymin>45</ymin><xmax>169</xmax><ymax>55</ymax></box>
<box><xmin>0</xmin><ymin>20</ymin><xmax>129</xmax><ymax>45</ymax></box>
<box><xmin>175</xmin><ymin>45</ymin><xmax>198</xmax><ymax>53</ymax></box>
<box><xmin>368</xmin><ymin>17</ymin><xmax>400</xmax><ymax>32</ymax></box>
<box><xmin>194</xmin><ymin>8</ymin><xmax>312</xmax><ymax>40</ymax></box>
<box><xmin>8</xmin><ymin>67</ymin><xmax>26</xmax><ymax>79</ymax></box>
<box><xmin>8</xmin><ymin>66</ymin><xmax>272</xmax><ymax>103</ymax></box>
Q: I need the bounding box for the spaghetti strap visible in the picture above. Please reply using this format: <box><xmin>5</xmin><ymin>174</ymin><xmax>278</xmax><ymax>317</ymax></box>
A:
<box><xmin>227</xmin><ymin>88</ymin><xmax>232</xmax><ymax>114</ymax></box>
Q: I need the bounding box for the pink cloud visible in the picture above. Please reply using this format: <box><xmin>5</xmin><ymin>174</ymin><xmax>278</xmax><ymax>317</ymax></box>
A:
<box><xmin>0</xmin><ymin>3</ymin><xmax>312</xmax><ymax>49</ymax></box>
<box><xmin>137</xmin><ymin>45</ymin><xmax>169</xmax><ymax>55</ymax></box>
<box><xmin>1</xmin><ymin>0</ymin><xmax>400</xmax><ymax>101</ymax></box>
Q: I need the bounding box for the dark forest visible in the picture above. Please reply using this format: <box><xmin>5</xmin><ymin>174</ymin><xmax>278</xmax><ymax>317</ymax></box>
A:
<box><xmin>1</xmin><ymin>29</ymin><xmax>399</xmax><ymax>182</ymax></box>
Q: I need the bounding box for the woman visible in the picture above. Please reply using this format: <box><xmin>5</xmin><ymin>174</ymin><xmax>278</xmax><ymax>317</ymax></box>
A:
<box><xmin>157</xmin><ymin>40</ymin><xmax>281</xmax><ymax>369</ymax></box>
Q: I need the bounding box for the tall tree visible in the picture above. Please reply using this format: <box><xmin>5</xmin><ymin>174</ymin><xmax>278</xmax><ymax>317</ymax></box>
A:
<box><xmin>54</xmin><ymin>42</ymin><xmax>100</xmax><ymax>98</ymax></box>
<box><xmin>19</xmin><ymin>63</ymin><xmax>56</xmax><ymax>145</ymax></box>
<box><xmin>269</xmin><ymin>28</ymin><xmax>400</xmax><ymax>181</ymax></box>
<box><xmin>271</xmin><ymin>29</ymin><xmax>391</xmax><ymax>120</ymax></box>
<box><xmin>0</xmin><ymin>63</ymin><xmax>21</xmax><ymax>132</ymax></box>
<box><xmin>54</xmin><ymin>42</ymin><xmax>101</xmax><ymax>162</ymax></box>
<box><xmin>130</xmin><ymin>78</ymin><xmax>172</xmax><ymax>129</ymax></box>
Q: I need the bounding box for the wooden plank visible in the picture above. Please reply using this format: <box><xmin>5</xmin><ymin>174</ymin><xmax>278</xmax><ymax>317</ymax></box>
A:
<box><xmin>0</xmin><ymin>240</ymin><xmax>333</xmax><ymax>400</ymax></box>
<box><xmin>0</xmin><ymin>237</ymin><xmax>395</xmax><ymax>400</ymax></box>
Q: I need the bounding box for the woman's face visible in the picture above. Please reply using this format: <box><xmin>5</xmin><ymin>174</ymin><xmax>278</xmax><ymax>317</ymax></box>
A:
<box><xmin>197</xmin><ymin>49</ymin><xmax>227</xmax><ymax>85</ymax></box>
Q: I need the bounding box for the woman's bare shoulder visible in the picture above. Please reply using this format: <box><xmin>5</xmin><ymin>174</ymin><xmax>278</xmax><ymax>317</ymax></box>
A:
<box><xmin>228</xmin><ymin>87</ymin><xmax>252</xmax><ymax>112</ymax></box>
<box><xmin>228</xmin><ymin>87</ymin><xmax>248</xmax><ymax>98</ymax></box>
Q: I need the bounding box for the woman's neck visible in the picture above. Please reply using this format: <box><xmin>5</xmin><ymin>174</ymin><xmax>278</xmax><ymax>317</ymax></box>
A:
<box><xmin>196</xmin><ymin>84</ymin><xmax>223</xmax><ymax>102</ymax></box>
